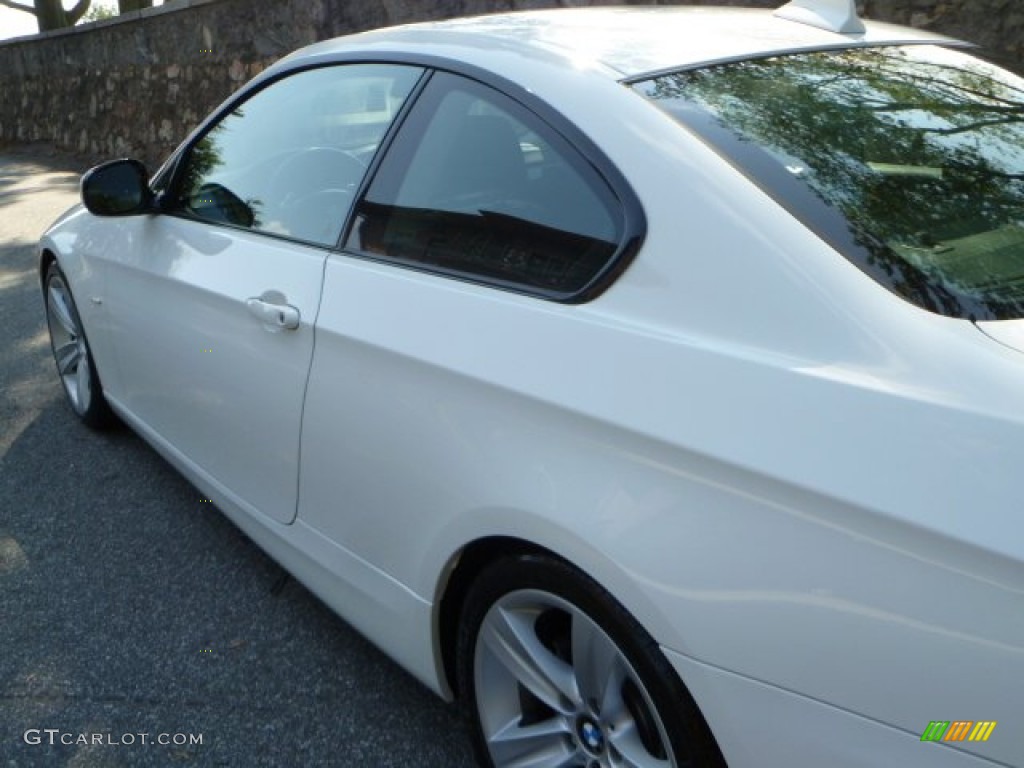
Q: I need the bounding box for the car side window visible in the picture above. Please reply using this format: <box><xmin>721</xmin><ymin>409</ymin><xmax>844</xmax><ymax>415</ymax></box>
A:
<box><xmin>345</xmin><ymin>72</ymin><xmax>624</xmax><ymax>298</ymax></box>
<box><xmin>173</xmin><ymin>64</ymin><xmax>423</xmax><ymax>247</ymax></box>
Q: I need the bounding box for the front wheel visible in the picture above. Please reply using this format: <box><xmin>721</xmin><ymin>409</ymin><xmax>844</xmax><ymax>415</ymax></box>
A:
<box><xmin>44</xmin><ymin>262</ymin><xmax>114</xmax><ymax>429</ymax></box>
<box><xmin>457</xmin><ymin>554</ymin><xmax>726</xmax><ymax>768</ymax></box>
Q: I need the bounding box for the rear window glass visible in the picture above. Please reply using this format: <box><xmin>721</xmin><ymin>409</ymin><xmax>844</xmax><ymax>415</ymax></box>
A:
<box><xmin>636</xmin><ymin>45</ymin><xmax>1024</xmax><ymax>321</ymax></box>
<box><xmin>345</xmin><ymin>72</ymin><xmax>626</xmax><ymax>300</ymax></box>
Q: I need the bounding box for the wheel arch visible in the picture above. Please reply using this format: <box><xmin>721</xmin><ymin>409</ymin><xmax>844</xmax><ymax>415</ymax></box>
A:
<box><xmin>436</xmin><ymin>534</ymin><xmax>730</xmax><ymax>767</ymax></box>
<box><xmin>38</xmin><ymin>247</ymin><xmax>58</xmax><ymax>288</ymax></box>
<box><xmin>426</xmin><ymin>498</ymin><xmax>696</xmax><ymax>703</ymax></box>
<box><xmin>39</xmin><ymin>249</ymin><xmax>117</xmax><ymax>429</ymax></box>
<box><xmin>436</xmin><ymin>535</ymin><xmax>550</xmax><ymax>699</ymax></box>
<box><xmin>434</xmin><ymin>533</ymin><xmax>677</xmax><ymax>702</ymax></box>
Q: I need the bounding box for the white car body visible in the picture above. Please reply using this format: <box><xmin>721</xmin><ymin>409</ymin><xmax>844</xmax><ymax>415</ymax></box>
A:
<box><xmin>40</xmin><ymin>5</ymin><xmax>1024</xmax><ymax>767</ymax></box>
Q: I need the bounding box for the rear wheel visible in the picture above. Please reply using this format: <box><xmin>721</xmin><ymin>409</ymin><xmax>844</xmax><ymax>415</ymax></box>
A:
<box><xmin>44</xmin><ymin>262</ymin><xmax>114</xmax><ymax>429</ymax></box>
<box><xmin>458</xmin><ymin>554</ymin><xmax>726</xmax><ymax>768</ymax></box>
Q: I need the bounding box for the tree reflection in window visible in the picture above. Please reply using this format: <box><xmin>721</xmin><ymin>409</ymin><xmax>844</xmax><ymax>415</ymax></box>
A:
<box><xmin>638</xmin><ymin>46</ymin><xmax>1024</xmax><ymax>320</ymax></box>
<box><xmin>179</xmin><ymin>113</ymin><xmax>266</xmax><ymax>229</ymax></box>
<box><xmin>172</xmin><ymin>65</ymin><xmax>422</xmax><ymax>246</ymax></box>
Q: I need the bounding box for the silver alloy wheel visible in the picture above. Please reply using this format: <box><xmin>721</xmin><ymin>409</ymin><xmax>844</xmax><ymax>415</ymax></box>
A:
<box><xmin>475</xmin><ymin>588</ymin><xmax>678</xmax><ymax>768</ymax></box>
<box><xmin>46</xmin><ymin>273</ymin><xmax>93</xmax><ymax>414</ymax></box>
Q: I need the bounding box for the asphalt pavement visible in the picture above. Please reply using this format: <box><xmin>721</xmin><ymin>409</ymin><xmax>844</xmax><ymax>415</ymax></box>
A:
<box><xmin>0</xmin><ymin>148</ymin><xmax>476</xmax><ymax>767</ymax></box>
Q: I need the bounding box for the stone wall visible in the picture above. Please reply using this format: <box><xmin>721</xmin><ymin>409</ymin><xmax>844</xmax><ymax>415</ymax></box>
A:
<box><xmin>0</xmin><ymin>0</ymin><xmax>1021</xmax><ymax>170</ymax></box>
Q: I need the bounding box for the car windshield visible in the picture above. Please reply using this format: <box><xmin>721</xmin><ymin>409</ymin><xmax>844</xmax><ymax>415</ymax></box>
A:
<box><xmin>636</xmin><ymin>45</ymin><xmax>1024</xmax><ymax>321</ymax></box>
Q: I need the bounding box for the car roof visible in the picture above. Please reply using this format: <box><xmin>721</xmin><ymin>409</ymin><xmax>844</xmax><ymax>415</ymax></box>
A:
<box><xmin>292</xmin><ymin>6</ymin><xmax>963</xmax><ymax>81</ymax></box>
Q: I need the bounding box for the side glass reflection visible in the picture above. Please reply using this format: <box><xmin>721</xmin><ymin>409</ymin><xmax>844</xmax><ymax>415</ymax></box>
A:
<box><xmin>175</xmin><ymin>64</ymin><xmax>423</xmax><ymax>247</ymax></box>
<box><xmin>640</xmin><ymin>46</ymin><xmax>1024</xmax><ymax>319</ymax></box>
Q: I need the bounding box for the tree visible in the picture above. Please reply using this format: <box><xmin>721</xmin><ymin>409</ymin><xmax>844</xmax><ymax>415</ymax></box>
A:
<box><xmin>645</xmin><ymin>47</ymin><xmax>1024</xmax><ymax>318</ymax></box>
<box><xmin>0</xmin><ymin>0</ymin><xmax>92</xmax><ymax>31</ymax></box>
<box><xmin>80</xmin><ymin>1</ymin><xmax>114</xmax><ymax>22</ymax></box>
<box><xmin>80</xmin><ymin>1</ymin><xmax>152</xmax><ymax>23</ymax></box>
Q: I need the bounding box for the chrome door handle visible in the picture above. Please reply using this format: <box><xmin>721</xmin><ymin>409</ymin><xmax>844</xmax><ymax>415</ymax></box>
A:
<box><xmin>246</xmin><ymin>296</ymin><xmax>300</xmax><ymax>331</ymax></box>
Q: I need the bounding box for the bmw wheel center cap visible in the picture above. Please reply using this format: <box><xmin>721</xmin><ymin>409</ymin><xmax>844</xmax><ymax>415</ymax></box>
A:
<box><xmin>579</xmin><ymin>718</ymin><xmax>605</xmax><ymax>754</ymax></box>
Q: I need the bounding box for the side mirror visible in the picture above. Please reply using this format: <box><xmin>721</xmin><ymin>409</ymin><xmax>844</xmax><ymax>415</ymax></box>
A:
<box><xmin>189</xmin><ymin>182</ymin><xmax>256</xmax><ymax>228</ymax></box>
<box><xmin>81</xmin><ymin>159</ymin><xmax>154</xmax><ymax>216</ymax></box>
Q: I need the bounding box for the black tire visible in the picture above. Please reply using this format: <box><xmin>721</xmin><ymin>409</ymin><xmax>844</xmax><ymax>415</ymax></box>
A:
<box><xmin>43</xmin><ymin>261</ymin><xmax>115</xmax><ymax>429</ymax></box>
<box><xmin>457</xmin><ymin>553</ymin><xmax>727</xmax><ymax>768</ymax></box>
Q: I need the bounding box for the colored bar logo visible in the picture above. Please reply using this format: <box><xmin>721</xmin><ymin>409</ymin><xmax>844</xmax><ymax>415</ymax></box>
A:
<box><xmin>921</xmin><ymin>721</ymin><xmax>997</xmax><ymax>743</ymax></box>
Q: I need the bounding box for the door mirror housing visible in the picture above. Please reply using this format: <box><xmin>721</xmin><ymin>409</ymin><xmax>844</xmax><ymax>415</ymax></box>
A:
<box><xmin>188</xmin><ymin>182</ymin><xmax>256</xmax><ymax>228</ymax></box>
<box><xmin>81</xmin><ymin>159</ymin><xmax>155</xmax><ymax>216</ymax></box>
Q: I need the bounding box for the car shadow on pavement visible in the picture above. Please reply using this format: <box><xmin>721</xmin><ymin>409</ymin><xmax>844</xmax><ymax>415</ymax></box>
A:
<box><xmin>0</xmin><ymin>392</ymin><xmax>475</xmax><ymax>767</ymax></box>
<box><xmin>1</xmin><ymin>146</ymin><xmax>474</xmax><ymax>766</ymax></box>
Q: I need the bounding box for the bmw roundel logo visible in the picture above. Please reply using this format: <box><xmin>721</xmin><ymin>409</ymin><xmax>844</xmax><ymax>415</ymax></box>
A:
<box><xmin>581</xmin><ymin>720</ymin><xmax>604</xmax><ymax>752</ymax></box>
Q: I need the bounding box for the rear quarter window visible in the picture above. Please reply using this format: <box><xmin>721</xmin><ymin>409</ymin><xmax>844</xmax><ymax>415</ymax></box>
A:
<box><xmin>345</xmin><ymin>72</ymin><xmax>634</xmax><ymax>301</ymax></box>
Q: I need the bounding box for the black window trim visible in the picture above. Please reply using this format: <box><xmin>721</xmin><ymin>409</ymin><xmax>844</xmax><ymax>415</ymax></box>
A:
<box><xmin>157</xmin><ymin>61</ymin><xmax>433</xmax><ymax>250</ymax></box>
<box><xmin>632</xmin><ymin>43</ymin><xmax>1016</xmax><ymax>321</ymax></box>
<box><xmin>153</xmin><ymin>51</ymin><xmax>645</xmax><ymax>303</ymax></box>
<box><xmin>339</xmin><ymin>66</ymin><xmax>642</xmax><ymax>303</ymax></box>
<box><xmin>331</xmin><ymin>53</ymin><xmax>646</xmax><ymax>304</ymax></box>
<box><xmin>619</xmin><ymin>40</ymin><xmax>977</xmax><ymax>85</ymax></box>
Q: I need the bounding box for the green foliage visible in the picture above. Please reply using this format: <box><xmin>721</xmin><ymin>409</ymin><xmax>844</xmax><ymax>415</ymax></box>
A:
<box><xmin>642</xmin><ymin>47</ymin><xmax>1024</xmax><ymax>318</ymax></box>
<box><xmin>81</xmin><ymin>3</ymin><xmax>116</xmax><ymax>23</ymax></box>
<box><xmin>77</xmin><ymin>0</ymin><xmax>154</xmax><ymax>25</ymax></box>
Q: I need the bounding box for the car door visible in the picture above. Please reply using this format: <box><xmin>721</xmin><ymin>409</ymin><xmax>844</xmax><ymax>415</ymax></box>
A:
<box><xmin>99</xmin><ymin>63</ymin><xmax>423</xmax><ymax>524</ymax></box>
<box><xmin>299</xmin><ymin>71</ymin><xmax>633</xmax><ymax>573</ymax></box>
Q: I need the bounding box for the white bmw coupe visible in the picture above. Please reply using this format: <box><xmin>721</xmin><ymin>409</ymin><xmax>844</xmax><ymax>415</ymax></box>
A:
<box><xmin>39</xmin><ymin>1</ymin><xmax>1023</xmax><ymax>766</ymax></box>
